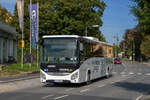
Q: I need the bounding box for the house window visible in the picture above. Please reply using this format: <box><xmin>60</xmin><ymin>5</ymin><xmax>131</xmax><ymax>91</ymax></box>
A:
<box><xmin>109</xmin><ymin>49</ymin><xmax>112</xmax><ymax>54</ymax></box>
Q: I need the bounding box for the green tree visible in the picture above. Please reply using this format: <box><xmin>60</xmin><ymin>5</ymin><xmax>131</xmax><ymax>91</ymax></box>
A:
<box><xmin>140</xmin><ymin>35</ymin><xmax>150</xmax><ymax>58</ymax></box>
<box><xmin>131</xmin><ymin>0</ymin><xmax>150</xmax><ymax>35</ymax></box>
<box><xmin>0</xmin><ymin>4</ymin><xmax>12</xmax><ymax>23</ymax></box>
<box><xmin>130</xmin><ymin>0</ymin><xmax>150</xmax><ymax>58</ymax></box>
<box><xmin>121</xmin><ymin>26</ymin><xmax>143</xmax><ymax>59</ymax></box>
<box><xmin>11</xmin><ymin>0</ymin><xmax>106</xmax><ymax>43</ymax></box>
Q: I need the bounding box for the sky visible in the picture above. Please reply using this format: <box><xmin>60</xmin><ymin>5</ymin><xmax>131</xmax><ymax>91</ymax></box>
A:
<box><xmin>0</xmin><ymin>0</ymin><xmax>16</xmax><ymax>14</ymax></box>
<box><xmin>101</xmin><ymin>0</ymin><xmax>138</xmax><ymax>44</ymax></box>
<box><xmin>0</xmin><ymin>0</ymin><xmax>138</xmax><ymax>44</ymax></box>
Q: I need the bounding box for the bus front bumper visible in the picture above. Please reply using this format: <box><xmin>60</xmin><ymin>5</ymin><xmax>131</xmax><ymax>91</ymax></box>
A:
<box><xmin>40</xmin><ymin>69</ymin><xmax>79</xmax><ymax>83</ymax></box>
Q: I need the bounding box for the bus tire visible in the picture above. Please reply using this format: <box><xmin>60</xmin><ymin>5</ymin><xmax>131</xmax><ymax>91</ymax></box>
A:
<box><xmin>86</xmin><ymin>71</ymin><xmax>91</xmax><ymax>85</ymax></box>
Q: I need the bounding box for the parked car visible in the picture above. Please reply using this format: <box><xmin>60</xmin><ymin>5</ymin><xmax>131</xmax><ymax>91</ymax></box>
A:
<box><xmin>114</xmin><ymin>58</ymin><xmax>122</xmax><ymax>64</ymax></box>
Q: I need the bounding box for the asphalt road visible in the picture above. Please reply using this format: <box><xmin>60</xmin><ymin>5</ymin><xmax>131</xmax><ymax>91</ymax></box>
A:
<box><xmin>0</xmin><ymin>61</ymin><xmax>150</xmax><ymax>100</ymax></box>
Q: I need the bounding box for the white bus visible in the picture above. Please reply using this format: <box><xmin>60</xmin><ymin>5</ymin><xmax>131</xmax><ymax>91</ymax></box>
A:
<box><xmin>40</xmin><ymin>35</ymin><xmax>113</xmax><ymax>84</ymax></box>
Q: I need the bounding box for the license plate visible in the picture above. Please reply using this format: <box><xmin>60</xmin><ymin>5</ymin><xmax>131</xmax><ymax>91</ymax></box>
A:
<box><xmin>54</xmin><ymin>80</ymin><xmax>63</xmax><ymax>82</ymax></box>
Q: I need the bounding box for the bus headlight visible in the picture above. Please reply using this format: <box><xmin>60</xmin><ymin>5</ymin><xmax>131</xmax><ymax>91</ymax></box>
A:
<box><xmin>41</xmin><ymin>73</ymin><xmax>46</xmax><ymax>80</ymax></box>
<box><xmin>71</xmin><ymin>72</ymin><xmax>78</xmax><ymax>80</ymax></box>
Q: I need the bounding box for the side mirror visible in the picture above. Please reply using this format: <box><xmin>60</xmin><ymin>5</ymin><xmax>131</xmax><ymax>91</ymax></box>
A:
<box><xmin>40</xmin><ymin>40</ymin><xmax>43</xmax><ymax>45</ymax></box>
<box><xmin>80</xmin><ymin>43</ymin><xmax>83</xmax><ymax>51</ymax></box>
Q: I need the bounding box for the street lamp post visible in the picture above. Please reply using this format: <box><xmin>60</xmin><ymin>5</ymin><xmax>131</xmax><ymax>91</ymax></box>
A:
<box><xmin>133</xmin><ymin>38</ymin><xmax>135</xmax><ymax>61</ymax></box>
<box><xmin>85</xmin><ymin>25</ymin><xmax>99</xmax><ymax>36</ymax></box>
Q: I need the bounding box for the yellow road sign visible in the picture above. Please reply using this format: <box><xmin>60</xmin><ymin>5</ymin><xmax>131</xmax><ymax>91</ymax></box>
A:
<box><xmin>18</xmin><ymin>40</ymin><xmax>24</xmax><ymax>48</ymax></box>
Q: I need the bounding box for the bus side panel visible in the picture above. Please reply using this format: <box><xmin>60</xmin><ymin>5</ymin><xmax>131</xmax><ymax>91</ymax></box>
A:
<box><xmin>92</xmin><ymin>58</ymin><xmax>104</xmax><ymax>80</ymax></box>
<box><xmin>78</xmin><ymin>57</ymin><xmax>103</xmax><ymax>83</ymax></box>
<box><xmin>78</xmin><ymin>57</ymin><xmax>113</xmax><ymax>83</ymax></box>
<box><xmin>78</xmin><ymin>59</ymin><xmax>92</xmax><ymax>83</ymax></box>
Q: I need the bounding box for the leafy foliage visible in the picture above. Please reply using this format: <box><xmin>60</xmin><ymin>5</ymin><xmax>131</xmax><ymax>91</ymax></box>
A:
<box><xmin>121</xmin><ymin>0</ymin><xmax>150</xmax><ymax>60</ymax></box>
<box><xmin>121</xmin><ymin>26</ymin><xmax>143</xmax><ymax>60</ymax></box>
<box><xmin>0</xmin><ymin>4</ymin><xmax>12</xmax><ymax>23</ymax></box>
<box><xmin>11</xmin><ymin>0</ymin><xmax>106</xmax><ymax>42</ymax></box>
<box><xmin>131</xmin><ymin>0</ymin><xmax>150</xmax><ymax>35</ymax></box>
<box><xmin>140</xmin><ymin>35</ymin><xmax>150</xmax><ymax>57</ymax></box>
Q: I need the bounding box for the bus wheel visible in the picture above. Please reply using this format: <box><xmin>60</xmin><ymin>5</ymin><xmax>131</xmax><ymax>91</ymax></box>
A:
<box><xmin>86</xmin><ymin>72</ymin><xmax>91</xmax><ymax>85</ymax></box>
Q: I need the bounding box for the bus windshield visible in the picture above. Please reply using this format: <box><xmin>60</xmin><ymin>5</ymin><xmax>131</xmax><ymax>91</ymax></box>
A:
<box><xmin>41</xmin><ymin>38</ymin><xmax>78</xmax><ymax>64</ymax></box>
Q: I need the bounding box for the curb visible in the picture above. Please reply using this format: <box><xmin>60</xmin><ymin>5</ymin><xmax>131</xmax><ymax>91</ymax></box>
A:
<box><xmin>0</xmin><ymin>71</ymin><xmax>40</xmax><ymax>84</ymax></box>
<box><xmin>0</xmin><ymin>76</ymin><xmax>39</xmax><ymax>84</ymax></box>
<box><xmin>142</xmin><ymin>63</ymin><xmax>150</xmax><ymax>66</ymax></box>
<box><xmin>142</xmin><ymin>95</ymin><xmax>150</xmax><ymax>100</ymax></box>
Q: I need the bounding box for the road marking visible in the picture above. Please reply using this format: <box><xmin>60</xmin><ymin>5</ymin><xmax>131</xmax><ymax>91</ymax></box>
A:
<box><xmin>129</xmin><ymin>72</ymin><xmax>134</xmax><ymax>75</ymax></box>
<box><xmin>98</xmin><ymin>84</ymin><xmax>105</xmax><ymax>88</ymax></box>
<box><xmin>0</xmin><ymin>81</ymin><xmax>3</xmax><ymax>82</ymax></box>
<box><xmin>111</xmin><ymin>81</ymin><xmax>116</xmax><ymax>84</ymax></box>
<box><xmin>112</xmin><ymin>72</ymin><xmax>117</xmax><ymax>74</ymax></box>
<box><xmin>121</xmin><ymin>63</ymin><xmax>128</xmax><ymax>73</ymax></box>
<box><xmin>121</xmin><ymin>75</ymin><xmax>128</xmax><ymax>77</ymax></box>
<box><xmin>41</xmin><ymin>94</ymin><xmax>53</xmax><ymax>99</ymax></box>
<box><xmin>54</xmin><ymin>95</ymin><xmax>69</xmax><ymax>100</ymax></box>
<box><xmin>137</xmin><ymin>73</ymin><xmax>142</xmax><ymax>75</ymax></box>
<box><xmin>120</xmin><ymin>72</ymin><xmax>125</xmax><ymax>75</ymax></box>
<box><xmin>65</xmin><ymin>88</ymin><xmax>74</xmax><ymax>92</ymax></box>
<box><xmin>145</xmin><ymin>73</ymin><xmax>150</xmax><ymax>76</ymax></box>
<box><xmin>122</xmin><ymin>63</ymin><xmax>126</xmax><ymax>67</ymax></box>
<box><xmin>136</xmin><ymin>95</ymin><xmax>143</xmax><ymax>100</ymax></box>
<box><xmin>80</xmin><ymin>88</ymin><xmax>90</xmax><ymax>93</ymax></box>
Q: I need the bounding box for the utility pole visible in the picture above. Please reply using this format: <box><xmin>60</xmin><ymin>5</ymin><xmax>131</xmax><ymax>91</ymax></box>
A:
<box><xmin>133</xmin><ymin>38</ymin><xmax>135</xmax><ymax>61</ymax></box>
<box><xmin>113</xmin><ymin>34</ymin><xmax>119</xmax><ymax>57</ymax></box>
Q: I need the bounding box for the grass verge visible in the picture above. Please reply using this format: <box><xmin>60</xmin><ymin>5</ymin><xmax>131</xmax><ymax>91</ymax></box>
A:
<box><xmin>0</xmin><ymin>63</ymin><xmax>40</xmax><ymax>77</ymax></box>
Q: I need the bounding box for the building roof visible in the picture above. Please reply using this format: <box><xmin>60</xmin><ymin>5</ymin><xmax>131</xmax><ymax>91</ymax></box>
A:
<box><xmin>0</xmin><ymin>20</ymin><xmax>16</xmax><ymax>36</ymax></box>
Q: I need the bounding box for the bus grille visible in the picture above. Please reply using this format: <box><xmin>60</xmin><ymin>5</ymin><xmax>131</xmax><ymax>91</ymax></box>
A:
<box><xmin>47</xmin><ymin>72</ymin><xmax>70</xmax><ymax>76</ymax></box>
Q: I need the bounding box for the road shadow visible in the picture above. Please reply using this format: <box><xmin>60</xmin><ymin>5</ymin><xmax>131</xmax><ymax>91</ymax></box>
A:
<box><xmin>113</xmin><ymin>82</ymin><xmax>150</xmax><ymax>95</ymax></box>
<box><xmin>43</xmin><ymin>83</ymin><xmax>83</xmax><ymax>88</ymax></box>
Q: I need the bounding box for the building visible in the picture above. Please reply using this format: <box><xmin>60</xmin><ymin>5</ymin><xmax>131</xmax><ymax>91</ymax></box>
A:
<box><xmin>0</xmin><ymin>21</ymin><xmax>17</xmax><ymax>64</ymax></box>
<box><xmin>83</xmin><ymin>36</ymin><xmax>113</xmax><ymax>58</ymax></box>
<box><xmin>100</xmin><ymin>42</ymin><xmax>113</xmax><ymax>58</ymax></box>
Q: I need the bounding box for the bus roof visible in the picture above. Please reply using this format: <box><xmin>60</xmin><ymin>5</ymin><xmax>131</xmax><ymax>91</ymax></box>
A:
<box><xmin>43</xmin><ymin>35</ymin><xmax>80</xmax><ymax>38</ymax></box>
<box><xmin>42</xmin><ymin>35</ymin><xmax>112</xmax><ymax>46</ymax></box>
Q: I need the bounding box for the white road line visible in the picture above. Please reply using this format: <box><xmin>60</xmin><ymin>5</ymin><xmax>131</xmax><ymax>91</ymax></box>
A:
<box><xmin>136</xmin><ymin>95</ymin><xmax>143</xmax><ymax>100</ymax></box>
<box><xmin>120</xmin><ymin>72</ymin><xmax>125</xmax><ymax>75</ymax></box>
<box><xmin>121</xmin><ymin>75</ymin><xmax>128</xmax><ymax>77</ymax></box>
<box><xmin>137</xmin><ymin>73</ymin><xmax>142</xmax><ymax>75</ymax></box>
<box><xmin>145</xmin><ymin>73</ymin><xmax>150</xmax><ymax>76</ymax></box>
<box><xmin>122</xmin><ymin>63</ymin><xmax>126</xmax><ymax>68</ymax></box>
<box><xmin>65</xmin><ymin>88</ymin><xmax>74</xmax><ymax>92</ymax></box>
<box><xmin>80</xmin><ymin>89</ymin><xmax>90</xmax><ymax>93</ymax></box>
<box><xmin>129</xmin><ymin>72</ymin><xmax>134</xmax><ymax>75</ymax></box>
<box><xmin>111</xmin><ymin>81</ymin><xmax>116</xmax><ymax>84</ymax></box>
<box><xmin>0</xmin><ymin>81</ymin><xmax>3</xmax><ymax>82</ymax></box>
<box><xmin>41</xmin><ymin>94</ymin><xmax>53</xmax><ymax>99</ymax></box>
<box><xmin>112</xmin><ymin>72</ymin><xmax>117</xmax><ymax>75</ymax></box>
<box><xmin>121</xmin><ymin>63</ymin><xmax>128</xmax><ymax>73</ymax></box>
<box><xmin>98</xmin><ymin>84</ymin><xmax>105</xmax><ymax>88</ymax></box>
<box><xmin>54</xmin><ymin>95</ymin><xmax>69</xmax><ymax>100</ymax></box>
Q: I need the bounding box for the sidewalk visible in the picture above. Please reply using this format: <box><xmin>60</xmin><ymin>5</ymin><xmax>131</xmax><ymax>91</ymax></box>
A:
<box><xmin>0</xmin><ymin>71</ymin><xmax>39</xmax><ymax>84</ymax></box>
<box><xmin>142</xmin><ymin>62</ymin><xmax>150</xmax><ymax>66</ymax></box>
<box><xmin>142</xmin><ymin>95</ymin><xmax>150</xmax><ymax>100</ymax></box>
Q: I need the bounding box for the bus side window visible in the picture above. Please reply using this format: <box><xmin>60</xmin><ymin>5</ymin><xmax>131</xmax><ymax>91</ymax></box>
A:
<box><xmin>80</xmin><ymin>42</ymin><xmax>86</xmax><ymax>61</ymax></box>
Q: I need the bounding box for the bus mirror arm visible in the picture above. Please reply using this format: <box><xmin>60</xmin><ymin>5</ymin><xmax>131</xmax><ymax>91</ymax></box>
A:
<box><xmin>80</xmin><ymin>60</ymin><xmax>84</xmax><ymax>64</ymax></box>
<box><xmin>80</xmin><ymin>51</ymin><xmax>84</xmax><ymax>54</ymax></box>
